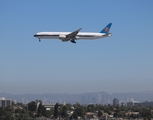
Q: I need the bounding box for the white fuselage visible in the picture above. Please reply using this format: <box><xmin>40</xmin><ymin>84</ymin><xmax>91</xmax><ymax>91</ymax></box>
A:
<box><xmin>34</xmin><ymin>32</ymin><xmax>112</xmax><ymax>41</ymax></box>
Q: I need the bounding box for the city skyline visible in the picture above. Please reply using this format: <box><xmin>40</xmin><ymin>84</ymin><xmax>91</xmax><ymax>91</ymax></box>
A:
<box><xmin>1</xmin><ymin>91</ymin><xmax>153</xmax><ymax>105</ymax></box>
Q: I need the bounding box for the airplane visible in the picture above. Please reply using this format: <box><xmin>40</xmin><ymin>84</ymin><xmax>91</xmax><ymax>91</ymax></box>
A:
<box><xmin>34</xmin><ymin>23</ymin><xmax>112</xmax><ymax>43</ymax></box>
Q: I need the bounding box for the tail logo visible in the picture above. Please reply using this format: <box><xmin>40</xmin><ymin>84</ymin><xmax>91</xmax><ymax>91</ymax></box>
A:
<box><xmin>105</xmin><ymin>27</ymin><xmax>109</xmax><ymax>32</ymax></box>
<box><xmin>100</xmin><ymin>23</ymin><xmax>112</xmax><ymax>33</ymax></box>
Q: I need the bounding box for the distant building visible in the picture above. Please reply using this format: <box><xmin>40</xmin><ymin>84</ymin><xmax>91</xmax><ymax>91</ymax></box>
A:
<box><xmin>127</xmin><ymin>101</ymin><xmax>134</xmax><ymax>107</ymax></box>
<box><xmin>126</xmin><ymin>98</ymin><xmax>130</xmax><ymax>103</ymax></box>
<box><xmin>43</xmin><ymin>104</ymin><xmax>55</xmax><ymax>110</ymax></box>
<box><xmin>0</xmin><ymin>98</ymin><xmax>12</xmax><ymax>108</ymax></box>
<box><xmin>127</xmin><ymin>101</ymin><xmax>140</xmax><ymax>106</ymax></box>
<box><xmin>43</xmin><ymin>103</ymin><xmax>63</xmax><ymax>110</ymax></box>
<box><xmin>127</xmin><ymin>101</ymin><xmax>153</xmax><ymax>107</ymax></box>
<box><xmin>97</xmin><ymin>94</ymin><xmax>101</xmax><ymax>104</ymax></box>
<box><xmin>130</xmin><ymin>98</ymin><xmax>134</xmax><ymax>102</ymax></box>
<box><xmin>113</xmin><ymin>98</ymin><xmax>119</xmax><ymax>106</ymax></box>
<box><xmin>140</xmin><ymin>101</ymin><xmax>153</xmax><ymax>107</ymax></box>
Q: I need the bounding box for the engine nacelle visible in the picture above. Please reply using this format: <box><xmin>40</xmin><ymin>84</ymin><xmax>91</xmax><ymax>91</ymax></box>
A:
<box><xmin>59</xmin><ymin>34</ymin><xmax>66</xmax><ymax>40</ymax></box>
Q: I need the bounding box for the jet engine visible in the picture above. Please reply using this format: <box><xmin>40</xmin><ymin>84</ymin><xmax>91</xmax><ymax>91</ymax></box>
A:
<box><xmin>59</xmin><ymin>34</ymin><xmax>66</xmax><ymax>40</ymax></box>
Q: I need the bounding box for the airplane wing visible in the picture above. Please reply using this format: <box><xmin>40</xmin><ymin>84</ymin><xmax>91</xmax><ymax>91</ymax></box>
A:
<box><xmin>66</xmin><ymin>28</ymin><xmax>82</xmax><ymax>40</ymax></box>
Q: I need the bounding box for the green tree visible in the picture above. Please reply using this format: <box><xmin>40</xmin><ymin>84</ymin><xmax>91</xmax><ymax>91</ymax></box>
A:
<box><xmin>0</xmin><ymin>107</ymin><xmax>5</xmax><ymax>117</ymax></box>
<box><xmin>87</xmin><ymin>104</ymin><xmax>95</xmax><ymax>112</ymax></box>
<box><xmin>44</xmin><ymin>110</ymin><xmax>53</xmax><ymax>118</ymax></box>
<box><xmin>37</xmin><ymin>102</ymin><xmax>46</xmax><ymax>117</ymax></box>
<box><xmin>139</xmin><ymin>107</ymin><xmax>152</xmax><ymax>119</ymax></box>
<box><xmin>54</xmin><ymin>103</ymin><xmax>59</xmax><ymax>118</ymax></box>
<box><xmin>71</xmin><ymin>111</ymin><xmax>78</xmax><ymax>119</ymax></box>
<box><xmin>61</xmin><ymin>106</ymin><xmax>68</xmax><ymax>118</ymax></box>
<box><xmin>28</xmin><ymin>101</ymin><xmax>37</xmax><ymax>112</ymax></box>
<box><xmin>76</xmin><ymin>105</ymin><xmax>86</xmax><ymax>117</ymax></box>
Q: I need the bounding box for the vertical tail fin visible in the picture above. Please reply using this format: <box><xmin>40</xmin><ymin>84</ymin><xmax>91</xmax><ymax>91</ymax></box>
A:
<box><xmin>100</xmin><ymin>23</ymin><xmax>112</xmax><ymax>34</ymax></box>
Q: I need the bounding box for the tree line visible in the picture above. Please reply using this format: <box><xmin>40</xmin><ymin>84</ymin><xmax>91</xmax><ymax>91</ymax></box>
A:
<box><xmin>0</xmin><ymin>100</ymin><xmax>153</xmax><ymax>120</ymax></box>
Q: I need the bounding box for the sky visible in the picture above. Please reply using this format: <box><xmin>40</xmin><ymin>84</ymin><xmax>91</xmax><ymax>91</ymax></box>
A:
<box><xmin>0</xmin><ymin>0</ymin><xmax>153</xmax><ymax>94</ymax></box>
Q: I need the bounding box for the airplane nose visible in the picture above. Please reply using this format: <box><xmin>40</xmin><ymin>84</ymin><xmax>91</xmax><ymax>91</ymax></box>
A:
<box><xmin>34</xmin><ymin>34</ymin><xmax>37</xmax><ymax>37</ymax></box>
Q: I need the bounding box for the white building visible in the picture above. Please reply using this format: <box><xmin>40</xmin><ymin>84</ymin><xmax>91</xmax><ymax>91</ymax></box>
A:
<box><xmin>43</xmin><ymin>104</ymin><xmax>55</xmax><ymax>110</ymax></box>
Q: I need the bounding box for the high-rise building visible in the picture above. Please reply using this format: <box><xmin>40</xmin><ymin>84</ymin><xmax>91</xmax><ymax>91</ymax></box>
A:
<box><xmin>113</xmin><ymin>98</ymin><xmax>119</xmax><ymax>106</ymax></box>
<box><xmin>97</xmin><ymin>94</ymin><xmax>101</xmax><ymax>104</ymax></box>
<box><xmin>0</xmin><ymin>99</ymin><xmax>12</xmax><ymax>108</ymax></box>
<box><xmin>130</xmin><ymin>98</ymin><xmax>134</xmax><ymax>102</ymax></box>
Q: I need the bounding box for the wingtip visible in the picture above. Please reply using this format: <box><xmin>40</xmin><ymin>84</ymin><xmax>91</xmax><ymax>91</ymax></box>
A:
<box><xmin>77</xmin><ymin>28</ymin><xmax>82</xmax><ymax>32</ymax></box>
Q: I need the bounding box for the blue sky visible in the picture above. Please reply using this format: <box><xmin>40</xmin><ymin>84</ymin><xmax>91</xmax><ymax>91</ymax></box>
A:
<box><xmin>0</xmin><ymin>0</ymin><xmax>153</xmax><ymax>94</ymax></box>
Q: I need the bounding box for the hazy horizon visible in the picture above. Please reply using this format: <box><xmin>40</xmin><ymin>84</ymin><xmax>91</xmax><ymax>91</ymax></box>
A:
<box><xmin>1</xmin><ymin>90</ymin><xmax>153</xmax><ymax>95</ymax></box>
<box><xmin>1</xmin><ymin>0</ymin><xmax>153</xmax><ymax>94</ymax></box>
